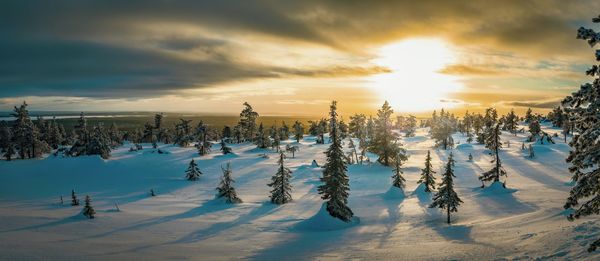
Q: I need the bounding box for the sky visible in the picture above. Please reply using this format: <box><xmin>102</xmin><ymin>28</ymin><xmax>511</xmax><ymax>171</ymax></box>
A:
<box><xmin>1</xmin><ymin>0</ymin><xmax>599</xmax><ymax>116</ymax></box>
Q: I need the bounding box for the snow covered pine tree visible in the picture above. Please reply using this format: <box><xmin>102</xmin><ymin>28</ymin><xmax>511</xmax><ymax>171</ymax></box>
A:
<box><xmin>268</xmin><ymin>151</ymin><xmax>293</xmax><ymax>204</ymax></box>
<box><xmin>563</xmin><ymin>15</ymin><xmax>600</xmax><ymax>252</ymax></box>
<box><xmin>318</xmin><ymin>101</ymin><xmax>354</xmax><ymax>222</ymax></box>
<box><xmin>479</xmin><ymin>124</ymin><xmax>507</xmax><ymax>186</ymax></box>
<box><xmin>392</xmin><ymin>152</ymin><xmax>406</xmax><ymax>190</ymax></box>
<box><xmin>430</xmin><ymin>152</ymin><xmax>462</xmax><ymax>224</ymax></box>
<box><xmin>418</xmin><ymin>150</ymin><xmax>437</xmax><ymax>192</ymax></box>
<box><xmin>216</xmin><ymin>163</ymin><xmax>242</xmax><ymax>203</ymax></box>
<box><xmin>185</xmin><ymin>159</ymin><xmax>202</xmax><ymax>181</ymax></box>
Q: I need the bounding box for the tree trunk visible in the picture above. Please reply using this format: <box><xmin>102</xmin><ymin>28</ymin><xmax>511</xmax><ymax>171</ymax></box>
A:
<box><xmin>447</xmin><ymin>207</ymin><xmax>451</xmax><ymax>224</ymax></box>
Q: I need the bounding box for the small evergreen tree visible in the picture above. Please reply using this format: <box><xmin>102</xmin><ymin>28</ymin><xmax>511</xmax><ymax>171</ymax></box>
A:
<box><xmin>216</xmin><ymin>163</ymin><xmax>242</xmax><ymax>203</ymax></box>
<box><xmin>418</xmin><ymin>150</ymin><xmax>437</xmax><ymax>192</ymax></box>
<box><xmin>71</xmin><ymin>189</ymin><xmax>80</xmax><ymax>206</ymax></box>
<box><xmin>430</xmin><ymin>153</ymin><xmax>462</xmax><ymax>224</ymax></box>
<box><xmin>318</xmin><ymin>101</ymin><xmax>354</xmax><ymax>222</ymax></box>
<box><xmin>220</xmin><ymin>140</ymin><xmax>232</xmax><ymax>154</ymax></box>
<box><xmin>82</xmin><ymin>195</ymin><xmax>96</xmax><ymax>219</ymax></box>
<box><xmin>268</xmin><ymin>151</ymin><xmax>293</xmax><ymax>204</ymax></box>
<box><xmin>185</xmin><ymin>159</ymin><xmax>202</xmax><ymax>181</ymax></box>
<box><xmin>391</xmin><ymin>152</ymin><xmax>405</xmax><ymax>189</ymax></box>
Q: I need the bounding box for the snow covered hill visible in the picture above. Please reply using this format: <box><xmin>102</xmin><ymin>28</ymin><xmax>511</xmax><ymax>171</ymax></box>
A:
<box><xmin>0</xmin><ymin>123</ymin><xmax>598</xmax><ymax>260</ymax></box>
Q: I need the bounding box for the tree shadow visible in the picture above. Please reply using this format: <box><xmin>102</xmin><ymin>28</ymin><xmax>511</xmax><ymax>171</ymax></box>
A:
<box><xmin>0</xmin><ymin>212</ymin><xmax>85</xmax><ymax>233</ymax></box>
<box><xmin>82</xmin><ymin>197</ymin><xmax>236</xmax><ymax>240</ymax></box>
<box><xmin>471</xmin><ymin>187</ymin><xmax>538</xmax><ymax>217</ymax></box>
<box><xmin>170</xmin><ymin>201</ymin><xmax>279</xmax><ymax>244</ymax></box>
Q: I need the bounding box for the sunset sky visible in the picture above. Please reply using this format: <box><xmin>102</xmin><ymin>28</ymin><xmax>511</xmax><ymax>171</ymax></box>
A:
<box><xmin>1</xmin><ymin>1</ymin><xmax>599</xmax><ymax>116</ymax></box>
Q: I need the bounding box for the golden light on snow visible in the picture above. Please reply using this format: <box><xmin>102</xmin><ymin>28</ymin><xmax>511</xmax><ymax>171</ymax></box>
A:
<box><xmin>368</xmin><ymin>39</ymin><xmax>463</xmax><ymax>112</ymax></box>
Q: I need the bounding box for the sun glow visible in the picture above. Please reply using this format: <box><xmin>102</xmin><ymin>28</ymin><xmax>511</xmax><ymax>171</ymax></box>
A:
<box><xmin>368</xmin><ymin>38</ymin><xmax>463</xmax><ymax>112</ymax></box>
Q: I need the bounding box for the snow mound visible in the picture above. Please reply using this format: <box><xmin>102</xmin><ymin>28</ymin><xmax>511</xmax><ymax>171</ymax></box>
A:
<box><xmin>412</xmin><ymin>183</ymin><xmax>432</xmax><ymax>202</ymax></box>
<box><xmin>382</xmin><ymin>186</ymin><xmax>405</xmax><ymax>200</ymax></box>
<box><xmin>481</xmin><ymin>181</ymin><xmax>517</xmax><ymax>195</ymax></box>
<box><xmin>294</xmin><ymin>203</ymin><xmax>360</xmax><ymax>231</ymax></box>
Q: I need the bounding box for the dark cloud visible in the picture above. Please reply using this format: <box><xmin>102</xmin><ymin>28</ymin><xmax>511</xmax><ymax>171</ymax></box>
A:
<box><xmin>0</xmin><ymin>0</ymin><xmax>598</xmax><ymax>99</ymax></box>
<box><xmin>502</xmin><ymin>99</ymin><xmax>562</xmax><ymax>109</ymax></box>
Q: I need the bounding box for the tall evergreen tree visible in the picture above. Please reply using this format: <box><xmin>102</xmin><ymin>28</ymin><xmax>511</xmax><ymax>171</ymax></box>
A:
<box><xmin>82</xmin><ymin>195</ymin><xmax>96</xmax><ymax>219</ymax></box>
<box><xmin>238</xmin><ymin>102</ymin><xmax>259</xmax><ymax>142</ymax></box>
<box><xmin>216</xmin><ymin>163</ymin><xmax>242</xmax><ymax>203</ymax></box>
<box><xmin>504</xmin><ymin>109</ymin><xmax>518</xmax><ymax>136</ymax></box>
<box><xmin>368</xmin><ymin>101</ymin><xmax>401</xmax><ymax>166</ymax></box>
<box><xmin>480</xmin><ymin>124</ymin><xmax>507</xmax><ymax>184</ymax></box>
<box><xmin>185</xmin><ymin>159</ymin><xmax>202</xmax><ymax>181</ymax></box>
<box><xmin>268</xmin><ymin>151</ymin><xmax>293</xmax><ymax>204</ymax></box>
<box><xmin>430</xmin><ymin>153</ymin><xmax>462</xmax><ymax>224</ymax></box>
<box><xmin>563</xmin><ymin>16</ymin><xmax>600</xmax><ymax>252</ymax></box>
<box><xmin>418</xmin><ymin>150</ymin><xmax>437</xmax><ymax>192</ymax></box>
<box><xmin>318</xmin><ymin>101</ymin><xmax>354</xmax><ymax>222</ymax></box>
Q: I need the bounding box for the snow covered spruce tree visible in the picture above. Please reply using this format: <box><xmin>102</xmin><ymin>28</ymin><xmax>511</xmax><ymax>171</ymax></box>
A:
<box><xmin>369</xmin><ymin>101</ymin><xmax>406</xmax><ymax>166</ymax></box>
<box><xmin>430</xmin><ymin>152</ymin><xmax>462</xmax><ymax>224</ymax></box>
<box><xmin>418</xmin><ymin>150</ymin><xmax>437</xmax><ymax>192</ymax></box>
<box><xmin>268</xmin><ymin>151</ymin><xmax>293</xmax><ymax>204</ymax></box>
<box><xmin>318</xmin><ymin>101</ymin><xmax>354</xmax><ymax>222</ymax></box>
<box><xmin>11</xmin><ymin>101</ymin><xmax>50</xmax><ymax>159</ymax></box>
<box><xmin>479</xmin><ymin>123</ymin><xmax>507</xmax><ymax>186</ymax></box>
<box><xmin>391</xmin><ymin>152</ymin><xmax>406</xmax><ymax>189</ymax></box>
<box><xmin>216</xmin><ymin>163</ymin><xmax>242</xmax><ymax>203</ymax></box>
<box><xmin>431</xmin><ymin>110</ymin><xmax>455</xmax><ymax>149</ymax></box>
<box><xmin>563</xmin><ymin>16</ymin><xmax>600</xmax><ymax>252</ymax></box>
<box><xmin>82</xmin><ymin>195</ymin><xmax>96</xmax><ymax>219</ymax></box>
<box><xmin>185</xmin><ymin>159</ymin><xmax>202</xmax><ymax>181</ymax></box>
<box><xmin>255</xmin><ymin>123</ymin><xmax>270</xmax><ymax>149</ymax></box>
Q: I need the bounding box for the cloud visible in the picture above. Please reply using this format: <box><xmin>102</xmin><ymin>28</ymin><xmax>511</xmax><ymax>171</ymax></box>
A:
<box><xmin>439</xmin><ymin>64</ymin><xmax>503</xmax><ymax>76</ymax></box>
<box><xmin>497</xmin><ymin>99</ymin><xmax>562</xmax><ymax>109</ymax></box>
<box><xmin>0</xmin><ymin>0</ymin><xmax>598</xmax><ymax>103</ymax></box>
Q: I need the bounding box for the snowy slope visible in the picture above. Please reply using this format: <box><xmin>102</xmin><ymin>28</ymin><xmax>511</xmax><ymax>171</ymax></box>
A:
<box><xmin>0</xmin><ymin>123</ymin><xmax>599</xmax><ymax>260</ymax></box>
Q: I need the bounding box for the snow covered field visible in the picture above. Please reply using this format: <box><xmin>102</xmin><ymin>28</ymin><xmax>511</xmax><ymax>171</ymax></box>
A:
<box><xmin>0</xmin><ymin>123</ymin><xmax>599</xmax><ymax>260</ymax></box>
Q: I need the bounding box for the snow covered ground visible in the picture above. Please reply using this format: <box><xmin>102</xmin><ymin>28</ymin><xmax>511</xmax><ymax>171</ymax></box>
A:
<box><xmin>1</xmin><ymin>122</ymin><xmax>599</xmax><ymax>260</ymax></box>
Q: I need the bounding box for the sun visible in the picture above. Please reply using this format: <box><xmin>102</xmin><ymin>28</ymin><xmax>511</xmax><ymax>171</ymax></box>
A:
<box><xmin>368</xmin><ymin>38</ymin><xmax>463</xmax><ymax>112</ymax></box>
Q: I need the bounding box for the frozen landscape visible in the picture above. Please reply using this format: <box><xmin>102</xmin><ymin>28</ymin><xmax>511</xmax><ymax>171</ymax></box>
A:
<box><xmin>1</xmin><ymin>122</ymin><xmax>597</xmax><ymax>260</ymax></box>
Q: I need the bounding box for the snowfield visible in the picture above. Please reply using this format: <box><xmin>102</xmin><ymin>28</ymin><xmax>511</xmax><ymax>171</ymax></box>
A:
<box><xmin>1</xmin><ymin>123</ymin><xmax>599</xmax><ymax>260</ymax></box>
